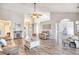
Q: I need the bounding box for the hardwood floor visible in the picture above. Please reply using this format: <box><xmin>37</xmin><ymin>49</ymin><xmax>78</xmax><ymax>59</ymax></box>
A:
<box><xmin>0</xmin><ymin>39</ymin><xmax>79</xmax><ymax>55</ymax></box>
<box><xmin>24</xmin><ymin>39</ymin><xmax>79</xmax><ymax>55</ymax></box>
<box><xmin>19</xmin><ymin>39</ymin><xmax>79</xmax><ymax>55</ymax></box>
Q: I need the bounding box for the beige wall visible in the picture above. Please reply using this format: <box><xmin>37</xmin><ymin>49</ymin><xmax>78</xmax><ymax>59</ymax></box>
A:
<box><xmin>40</xmin><ymin>20</ymin><xmax>51</xmax><ymax>32</ymax></box>
<box><xmin>0</xmin><ymin>20</ymin><xmax>11</xmax><ymax>35</ymax></box>
<box><xmin>0</xmin><ymin>8</ymin><xmax>24</xmax><ymax>39</ymax></box>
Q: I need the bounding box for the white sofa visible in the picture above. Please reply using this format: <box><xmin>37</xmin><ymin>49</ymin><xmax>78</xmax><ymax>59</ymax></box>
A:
<box><xmin>25</xmin><ymin>35</ymin><xmax>40</xmax><ymax>49</ymax></box>
<box><xmin>28</xmin><ymin>40</ymin><xmax>40</xmax><ymax>49</ymax></box>
<box><xmin>75</xmin><ymin>40</ymin><xmax>79</xmax><ymax>48</ymax></box>
<box><xmin>62</xmin><ymin>35</ymin><xmax>79</xmax><ymax>48</ymax></box>
<box><xmin>71</xmin><ymin>35</ymin><xmax>79</xmax><ymax>48</ymax></box>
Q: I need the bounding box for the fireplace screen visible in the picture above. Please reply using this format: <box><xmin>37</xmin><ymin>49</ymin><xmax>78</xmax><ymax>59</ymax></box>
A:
<box><xmin>14</xmin><ymin>31</ymin><xmax>22</xmax><ymax>39</ymax></box>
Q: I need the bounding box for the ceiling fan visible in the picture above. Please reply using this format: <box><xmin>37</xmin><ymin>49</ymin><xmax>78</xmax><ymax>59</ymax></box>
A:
<box><xmin>31</xmin><ymin>3</ymin><xmax>42</xmax><ymax>19</ymax></box>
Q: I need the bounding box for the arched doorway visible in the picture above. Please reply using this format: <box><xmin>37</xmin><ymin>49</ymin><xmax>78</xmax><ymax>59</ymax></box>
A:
<box><xmin>57</xmin><ymin>19</ymin><xmax>74</xmax><ymax>47</ymax></box>
<box><xmin>0</xmin><ymin>20</ymin><xmax>11</xmax><ymax>35</ymax></box>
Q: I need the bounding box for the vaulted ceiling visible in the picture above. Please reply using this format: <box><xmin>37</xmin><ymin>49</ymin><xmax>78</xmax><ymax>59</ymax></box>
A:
<box><xmin>0</xmin><ymin>3</ymin><xmax>79</xmax><ymax>15</ymax></box>
<box><xmin>0</xmin><ymin>3</ymin><xmax>79</xmax><ymax>22</ymax></box>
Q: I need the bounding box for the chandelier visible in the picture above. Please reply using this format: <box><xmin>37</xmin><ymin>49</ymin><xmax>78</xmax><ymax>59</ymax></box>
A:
<box><xmin>31</xmin><ymin>3</ymin><xmax>42</xmax><ymax>19</ymax></box>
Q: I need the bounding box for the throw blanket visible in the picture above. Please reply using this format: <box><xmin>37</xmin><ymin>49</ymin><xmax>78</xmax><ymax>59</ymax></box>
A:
<box><xmin>0</xmin><ymin>39</ymin><xmax>7</xmax><ymax>46</ymax></box>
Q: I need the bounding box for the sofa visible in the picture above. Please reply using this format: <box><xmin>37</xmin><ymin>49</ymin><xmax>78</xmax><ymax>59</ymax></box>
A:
<box><xmin>39</xmin><ymin>33</ymin><xmax>47</xmax><ymax>40</ymax></box>
<box><xmin>62</xmin><ymin>35</ymin><xmax>79</xmax><ymax>48</ymax></box>
<box><xmin>24</xmin><ymin>33</ymin><xmax>40</xmax><ymax>49</ymax></box>
<box><xmin>39</xmin><ymin>31</ymin><xmax>49</xmax><ymax>40</ymax></box>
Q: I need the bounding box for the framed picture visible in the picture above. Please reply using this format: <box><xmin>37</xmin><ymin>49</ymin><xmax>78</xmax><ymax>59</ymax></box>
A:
<box><xmin>42</xmin><ymin>24</ymin><xmax>51</xmax><ymax>30</ymax></box>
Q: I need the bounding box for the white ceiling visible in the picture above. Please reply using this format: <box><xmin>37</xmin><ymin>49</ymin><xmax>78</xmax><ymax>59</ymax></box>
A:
<box><xmin>38</xmin><ymin>3</ymin><xmax>79</xmax><ymax>12</ymax></box>
<box><xmin>0</xmin><ymin>3</ymin><xmax>79</xmax><ymax>15</ymax></box>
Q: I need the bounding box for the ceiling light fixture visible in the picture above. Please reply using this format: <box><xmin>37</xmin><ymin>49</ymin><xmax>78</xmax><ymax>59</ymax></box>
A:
<box><xmin>31</xmin><ymin>3</ymin><xmax>42</xmax><ymax>19</ymax></box>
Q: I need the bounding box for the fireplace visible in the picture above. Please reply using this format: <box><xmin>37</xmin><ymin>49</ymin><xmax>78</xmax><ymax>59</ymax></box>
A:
<box><xmin>14</xmin><ymin>31</ymin><xmax>22</xmax><ymax>39</ymax></box>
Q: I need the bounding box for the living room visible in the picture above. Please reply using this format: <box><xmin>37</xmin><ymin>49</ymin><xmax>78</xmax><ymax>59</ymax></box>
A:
<box><xmin>0</xmin><ymin>3</ymin><xmax>79</xmax><ymax>55</ymax></box>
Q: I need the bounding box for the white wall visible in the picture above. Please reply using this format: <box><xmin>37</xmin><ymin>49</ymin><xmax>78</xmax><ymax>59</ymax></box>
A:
<box><xmin>0</xmin><ymin>7</ymin><xmax>79</xmax><ymax>40</ymax></box>
<box><xmin>37</xmin><ymin>15</ymin><xmax>50</xmax><ymax>33</ymax></box>
<box><xmin>50</xmin><ymin>12</ymin><xmax>79</xmax><ymax>39</ymax></box>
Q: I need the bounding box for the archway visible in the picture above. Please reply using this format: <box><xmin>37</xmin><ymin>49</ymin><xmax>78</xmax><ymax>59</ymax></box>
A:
<box><xmin>57</xmin><ymin>19</ymin><xmax>74</xmax><ymax>47</ymax></box>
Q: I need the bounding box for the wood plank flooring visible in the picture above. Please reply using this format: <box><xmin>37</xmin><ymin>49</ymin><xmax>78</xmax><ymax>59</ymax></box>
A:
<box><xmin>0</xmin><ymin>39</ymin><xmax>79</xmax><ymax>55</ymax></box>
<box><xmin>19</xmin><ymin>39</ymin><xmax>79</xmax><ymax>55</ymax></box>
